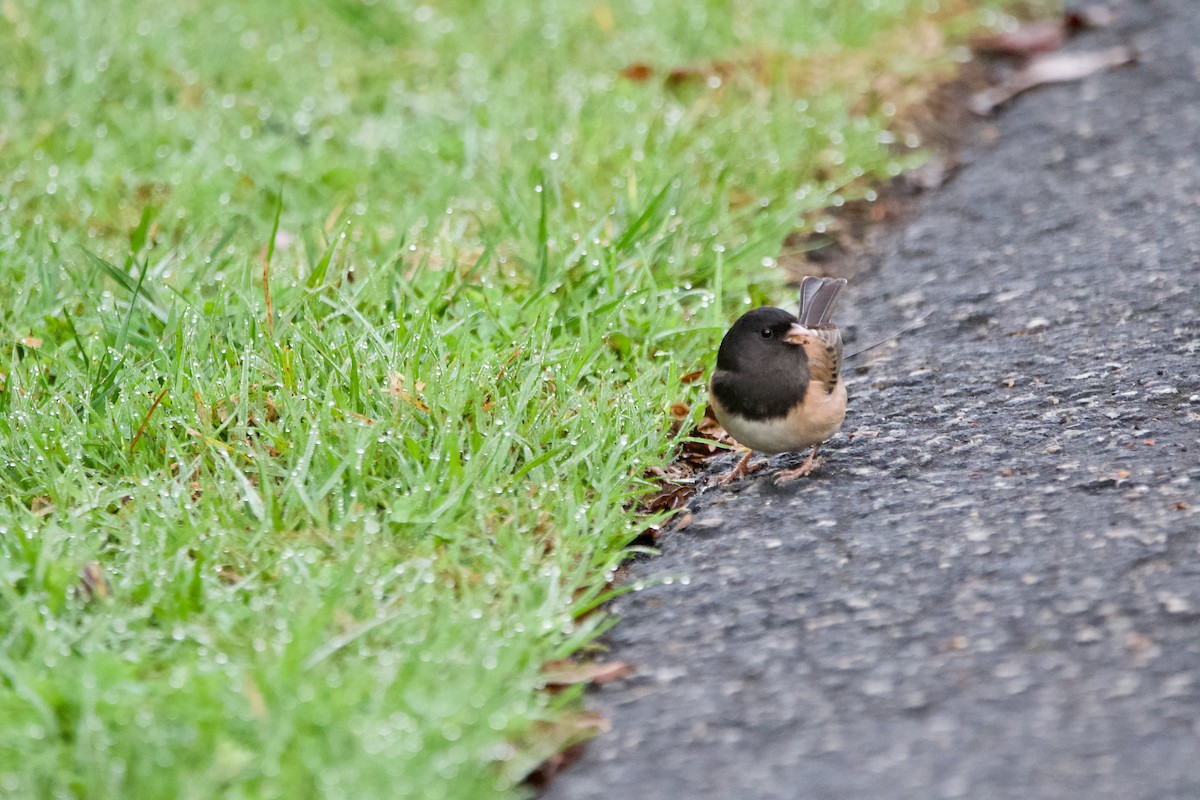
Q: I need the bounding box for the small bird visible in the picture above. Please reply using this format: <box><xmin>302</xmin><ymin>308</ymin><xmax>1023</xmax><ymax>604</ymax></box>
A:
<box><xmin>708</xmin><ymin>276</ymin><xmax>848</xmax><ymax>485</ymax></box>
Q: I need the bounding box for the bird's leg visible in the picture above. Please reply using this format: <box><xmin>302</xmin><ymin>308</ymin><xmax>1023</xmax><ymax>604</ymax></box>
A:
<box><xmin>718</xmin><ymin>450</ymin><xmax>761</xmax><ymax>486</ymax></box>
<box><xmin>773</xmin><ymin>445</ymin><xmax>822</xmax><ymax>485</ymax></box>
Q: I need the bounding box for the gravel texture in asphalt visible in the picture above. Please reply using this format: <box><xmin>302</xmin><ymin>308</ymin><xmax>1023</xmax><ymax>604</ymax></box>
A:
<box><xmin>544</xmin><ymin>2</ymin><xmax>1200</xmax><ymax>798</ymax></box>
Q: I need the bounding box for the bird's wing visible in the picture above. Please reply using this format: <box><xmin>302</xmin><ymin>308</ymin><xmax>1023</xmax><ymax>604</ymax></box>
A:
<box><xmin>798</xmin><ymin>325</ymin><xmax>843</xmax><ymax>391</ymax></box>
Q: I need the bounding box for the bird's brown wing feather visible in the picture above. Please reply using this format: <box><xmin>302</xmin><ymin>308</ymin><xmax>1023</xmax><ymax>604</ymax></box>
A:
<box><xmin>798</xmin><ymin>325</ymin><xmax>843</xmax><ymax>392</ymax></box>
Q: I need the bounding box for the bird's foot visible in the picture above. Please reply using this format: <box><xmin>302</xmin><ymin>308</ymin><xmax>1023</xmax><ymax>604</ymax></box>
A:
<box><xmin>718</xmin><ymin>451</ymin><xmax>761</xmax><ymax>486</ymax></box>
<box><xmin>773</xmin><ymin>447</ymin><xmax>821</xmax><ymax>485</ymax></box>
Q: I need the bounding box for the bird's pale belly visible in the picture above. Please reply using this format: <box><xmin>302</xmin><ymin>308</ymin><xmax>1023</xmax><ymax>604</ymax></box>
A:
<box><xmin>714</xmin><ymin>380</ymin><xmax>847</xmax><ymax>455</ymax></box>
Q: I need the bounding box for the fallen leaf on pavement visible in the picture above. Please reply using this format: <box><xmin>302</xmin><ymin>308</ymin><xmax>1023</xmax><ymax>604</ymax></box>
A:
<box><xmin>971</xmin><ymin>6</ymin><xmax>1114</xmax><ymax>57</ymax></box>
<box><xmin>970</xmin><ymin>46</ymin><xmax>1136</xmax><ymax>115</ymax></box>
<box><xmin>1065</xmin><ymin>5</ymin><xmax>1116</xmax><ymax>31</ymax></box>
<box><xmin>970</xmin><ymin>19</ymin><xmax>1067</xmax><ymax>57</ymax></box>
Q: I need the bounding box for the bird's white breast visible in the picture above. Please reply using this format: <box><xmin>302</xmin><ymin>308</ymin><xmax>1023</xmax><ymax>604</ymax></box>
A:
<box><xmin>714</xmin><ymin>380</ymin><xmax>847</xmax><ymax>455</ymax></box>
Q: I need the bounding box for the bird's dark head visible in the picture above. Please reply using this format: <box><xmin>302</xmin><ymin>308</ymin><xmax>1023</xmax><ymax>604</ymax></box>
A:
<box><xmin>715</xmin><ymin>306</ymin><xmax>808</xmax><ymax>373</ymax></box>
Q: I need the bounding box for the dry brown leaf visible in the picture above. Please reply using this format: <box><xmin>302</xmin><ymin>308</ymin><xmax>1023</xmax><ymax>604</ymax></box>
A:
<box><xmin>386</xmin><ymin>372</ymin><xmax>429</xmax><ymax>413</ymax></box>
<box><xmin>679</xmin><ymin>369</ymin><xmax>705</xmax><ymax>385</ymax></box>
<box><xmin>242</xmin><ymin>675</ymin><xmax>268</xmax><ymax>720</ymax></box>
<box><xmin>217</xmin><ymin>564</ymin><xmax>243</xmax><ymax>584</ymax></box>
<box><xmin>643</xmin><ymin>483</ymin><xmax>693</xmax><ymax>514</ymax></box>
<box><xmin>77</xmin><ymin>562</ymin><xmax>112</xmax><ymax>601</ymax></box>
<box><xmin>620</xmin><ymin>62</ymin><xmax>653</xmax><ymax>82</ymax></box>
<box><xmin>541</xmin><ymin>659</ymin><xmax>635</xmax><ymax>688</ymax></box>
<box><xmin>969</xmin><ymin>46</ymin><xmax>1136</xmax><ymax>115</ymax></box>
<box><xmin>519</xmin><ymin>711</ymin><xmax>611</xmax><ymax>789</ymax></box>
<box><xmin>1065</xmin><ymin>6</ymin><xmax>1116</xmax><ymax>30</ymax></box>
<box><xmin>971</xmin><ymin>6</ymin><xmax>1114</xmax><ymax>58</ymax></box>
<box><xmin>970</xmin><ymin>19</ymin><xmax>1066</xmax><ymax>57</ymax></box>
<box><xmin>592</xmin><ymin>3</ymin><xmax>613</xmax><ymax>34</ymax></box>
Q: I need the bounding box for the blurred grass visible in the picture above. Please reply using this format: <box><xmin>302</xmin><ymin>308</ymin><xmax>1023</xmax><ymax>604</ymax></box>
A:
<box><xmin>1</xmin><ymin>0</ymin><xmax>1020</xmax><ymax>797</ymax></box>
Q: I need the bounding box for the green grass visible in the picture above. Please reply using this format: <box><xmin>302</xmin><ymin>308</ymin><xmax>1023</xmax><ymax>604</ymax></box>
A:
<box><xmin>1</xmin><ymin>1</ymin><xmax>1011</xmax><ymax>797</ymax></box>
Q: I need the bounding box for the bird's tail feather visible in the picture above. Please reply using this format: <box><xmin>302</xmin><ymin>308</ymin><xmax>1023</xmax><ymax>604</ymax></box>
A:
<box><xmin>798</xmin><ymin>277</ymin><xmax>848</xmax><ymax>327</ymax></box>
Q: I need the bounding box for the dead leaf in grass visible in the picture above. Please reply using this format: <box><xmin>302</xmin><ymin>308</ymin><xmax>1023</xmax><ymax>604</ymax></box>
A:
<box><xmin>620</xmin><ymin>57</ymin><xmax>759</xmax><ymax>89</ymax></box>
<box><xmin>77</xmin><ymin>562</ymin><xmax>112</xmax><ymax>601</ymax></box>
<box><xmin>386</xmin><ymin>372</ymin><xmax>429</xmax><ymax>413</ymax></box>
<box><xmin>242</xmin><ymin>675</ymin><xmax>268</xmax><ymax>720</ymax></box>
<box><xmin>666</xmin><ymin>61</ymin><xmax>728</xmax><ymax>87</ymax></box>
<box><xmin>643</xmin><ymin>483</ymin><xmax>693</xmax><ymax>514</ymax></box>
<box><xmin>677</xmin><ymin>406</ymin><xmax>735</xmax><ymax>466</ymax></box>
<box><xmin>518</xmin><ymin>712</ymin><xmax>611</xmax><ymax>790</ymax></box>
<box><xmin>217</xmin><ymin>564</ymin><xmax>244</xmax><ymax>584</ymax></box>
<box><xmin>620</xmin><ymin>62</ymin><xmax>653</xmax><ymax>82</ymax></box>
<box><xmin>970</xmin><ymin>19</ymin><xmax>1066</xmax><ymax>57</ymax></box>
<box><xmin>969</xmin><ymin>46</ymin><xmax>1136</xmax><ymax>115</ymax></box>
<box><xmin>541</xmin><ymin>659</ymin><xmax>635</xmax><ymax>688</ymax></box>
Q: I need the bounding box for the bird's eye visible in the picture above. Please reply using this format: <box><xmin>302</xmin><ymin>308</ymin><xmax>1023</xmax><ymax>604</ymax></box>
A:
<box><xmin>760</xmin><ymin>328</ymin><xmax>773</xmax><ymax>339</ymax></box>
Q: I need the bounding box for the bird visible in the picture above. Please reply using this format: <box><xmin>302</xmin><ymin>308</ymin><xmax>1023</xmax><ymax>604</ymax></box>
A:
<box><xmin>708</xmin><ymin>276</ymin><xmax>848</xmax><ymax>485</ymax></box>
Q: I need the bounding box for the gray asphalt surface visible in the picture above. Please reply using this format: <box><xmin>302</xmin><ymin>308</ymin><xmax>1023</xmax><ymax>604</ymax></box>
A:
<box><xmin>544</xmin><ymin>2</ymin><xmax>1200</xmax><ymax>799</ymax></box>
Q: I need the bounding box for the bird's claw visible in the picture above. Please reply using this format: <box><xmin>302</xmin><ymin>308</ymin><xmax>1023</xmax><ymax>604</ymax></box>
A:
<box><xmin>772</xmin><ymin>449</ymin><xmax>820</xmax><ymax>485</ymax></box>
<box><xmin>718</xmin><ymin>451</ymin><xmax>761</xmax><ymax>486</ymax></box>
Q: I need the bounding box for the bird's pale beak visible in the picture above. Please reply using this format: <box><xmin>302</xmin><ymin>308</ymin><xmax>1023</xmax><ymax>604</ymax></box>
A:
<box><xmin>782</xmin><ymin>322</ymin><xmax>809</xmax><ymax>345</ymax></box>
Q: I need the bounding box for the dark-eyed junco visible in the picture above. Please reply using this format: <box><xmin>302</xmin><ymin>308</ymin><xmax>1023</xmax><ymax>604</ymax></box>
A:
<box><xmin>708</xmin><ymin>276</ymin><xmax>848</xmax><ymax>485</ymax></box>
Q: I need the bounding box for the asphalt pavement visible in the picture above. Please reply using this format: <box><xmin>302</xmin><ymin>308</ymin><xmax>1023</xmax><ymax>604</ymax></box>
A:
<box><xmin>544</xmin><ymin>1</ymin><xmax>1200</xmax><ymax>798</ymax></box>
